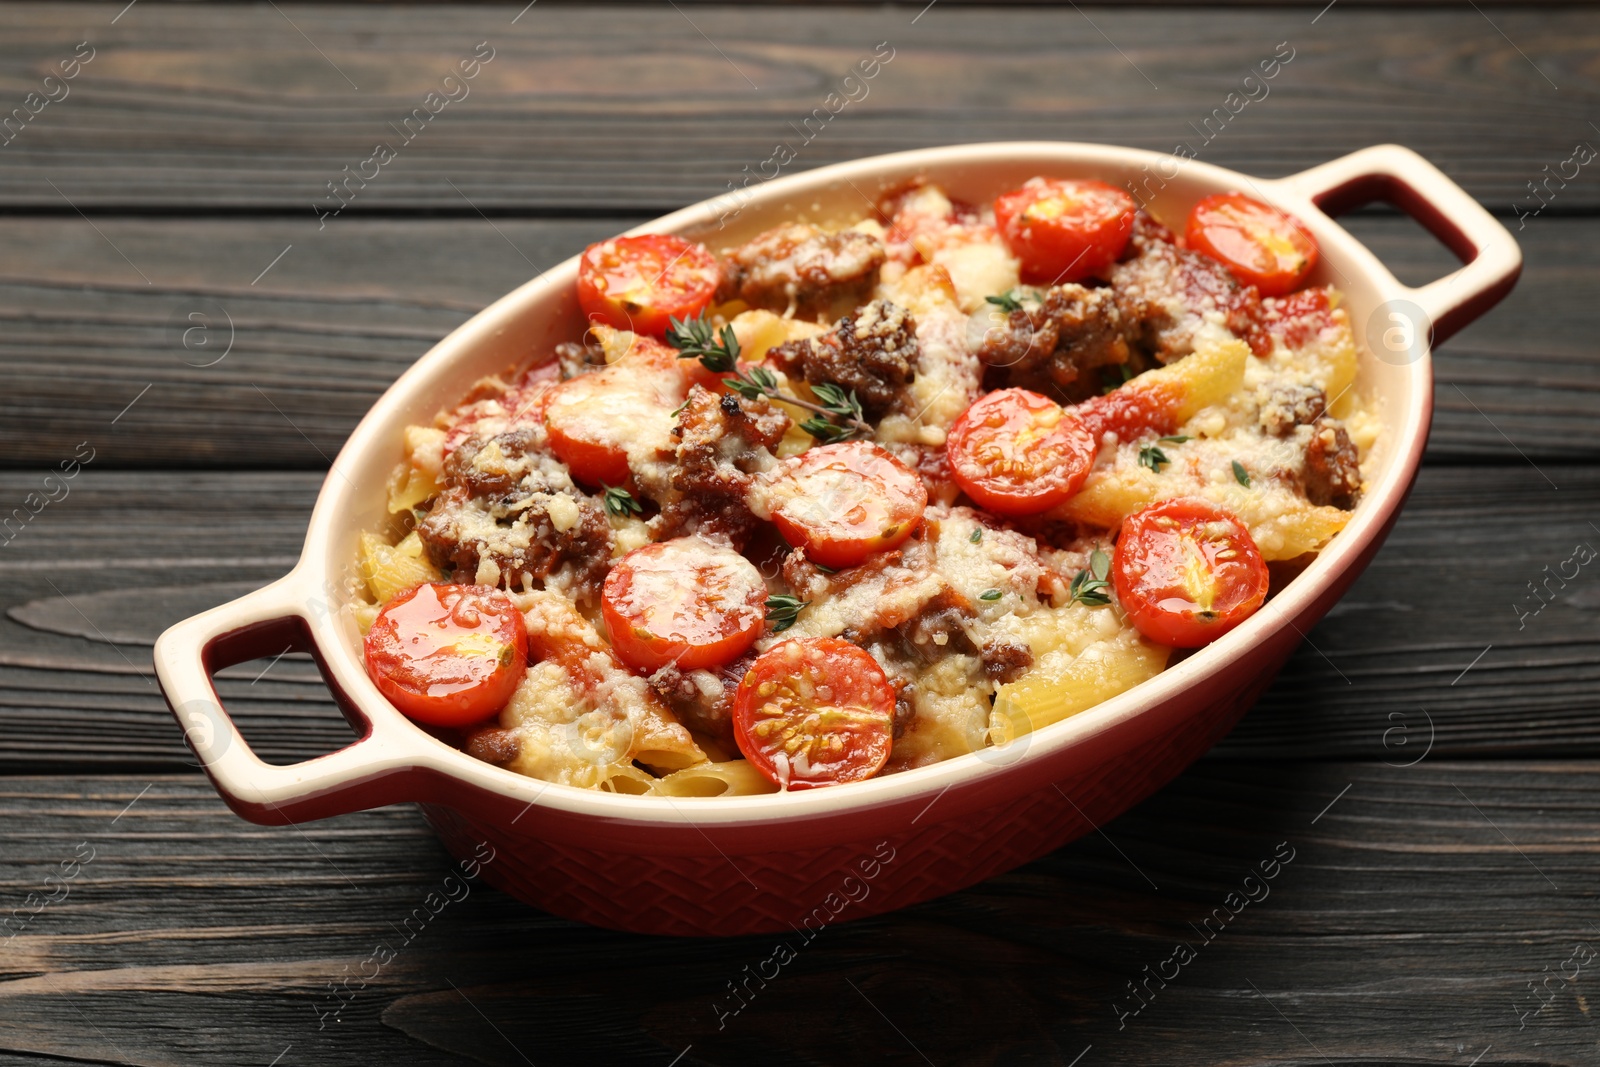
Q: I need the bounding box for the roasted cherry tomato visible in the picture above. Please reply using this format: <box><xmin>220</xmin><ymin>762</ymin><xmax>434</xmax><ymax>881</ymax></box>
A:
<box><xmin>947</xmin><ymin>388</ymin><xmax>1097</xmax><ymax>516</ymax></box>
<box><xmin>602</xmin><ymin>537</ymin><xmax>768</xmax><ymax>673</ymax></box>
<box><xmin>1112</xmin><ymin>499</ymin><xmax>1269</xmax><ymax>648</ymax></box>
<box><xmin>761</xmin><ymin>441</ymin><xmax>928</xmax><ymax>569</ymax></box>
<box><xmin>541</xmin><ymin>335</ymin><xmax>687</xmax><ymax>487</ymax></box>
<box><xmin>1185</xmin><ymin>193</ymin><xmax>1318</xmax><ymax>297</ymax></box>
<box><xmin>1261</xmin><ymin>286</ymin><xmax>1336</xmax><ymax>349</ymax></box>
<box><xmin>577</xmin><ymin>234</ymin><xmax>721</xmax><ymax>338</ymax></box>
<box><xmin>363</xmin><ymin>583</ymin><xmax>529</xmax><ymax>727</ymax></box>
<box><xmin>1070</xmin><ymin>379</ymin><xmax>1184</xmax><ymax>443</ymax></box>
<box><xmin>732</xmin><ymin>637</ymin><xmax>896</xmax><ymax>790</ymax></box>
<box><xmin>994</xmin><ymin>177</ymin><xmax>1136</xmax><ymax>284</ymax></box>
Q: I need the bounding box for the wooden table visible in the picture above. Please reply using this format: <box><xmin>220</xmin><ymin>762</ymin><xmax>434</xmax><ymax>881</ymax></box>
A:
<box><xmin>2</xmin><ymin>3</ymin><xmax>1597</xmax><ymax>1063</ymax></box>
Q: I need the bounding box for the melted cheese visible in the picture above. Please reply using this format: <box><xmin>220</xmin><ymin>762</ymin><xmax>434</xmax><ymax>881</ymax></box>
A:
<box><xmin>364</xmin><ymin>180</ymin><xmax>1380</xmax><ymax>796</ymax></box>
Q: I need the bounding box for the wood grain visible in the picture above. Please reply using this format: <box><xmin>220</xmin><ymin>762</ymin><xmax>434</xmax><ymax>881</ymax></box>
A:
<box><xmin>0</xmin><ymin>3</ymin><xmax>1594</xmax><ymax>1064</ymax></box>
<box><xmin>0</xmin><ymin>5</ymin><xmax>1593</xmax><ymax>212</ymax></box>
<box><xmin>0</xmin><ymin>465</ymin><xmax>1594</xmax><ymax>773</ymax></box>
<box><xmin>0</xmin><ymin>213</ymin><xmax>1593</xmax><ymax>470</ymax></box>
<box><xmin>0</xmin><ymin>765</ymin><xmax>1595</xmax><ymax>1065</ymax></box>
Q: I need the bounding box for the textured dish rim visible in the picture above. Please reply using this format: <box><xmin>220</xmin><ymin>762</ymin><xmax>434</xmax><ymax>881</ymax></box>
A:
<box><xmin>297</xmin><ymin>141</ymin><xmax>1431</xmax><ymax>827</ymax></box>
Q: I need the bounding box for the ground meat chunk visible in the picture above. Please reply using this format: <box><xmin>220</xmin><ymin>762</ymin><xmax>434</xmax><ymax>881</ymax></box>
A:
<box><xmin>553</xmin><ymin>340</ymin><xmax>605</xmax><ymax>380</ymax></box>
<box><xmin>1303</xmin><ymin>416</ymin><xmax>1362</xmax><ymax>510</ymax></box>
<box><xmin>1110</xmin><ymin>213</ymin><xmax>1269</xmax><ymax>362</ymax></box>
<box><xmin>1258</xmin><ymin>383</ymin><xmax>1328</xmax><ymax>437</ymax></box>
<box><xmin>417</xmin><ymin>484</ymin><xmax>614</xmax><ymax>596</ymax></box>
<box><xmin>781</xmin><ymin>520</ymin><xmax>1002</xmax><ymax>665</ymax></box>
<box><xmin>655</xmin><ymin>387</ymin><xmax>790</xmax><ymax>547</ymax></box>
<box><xmin>422</xmin><ymin>403</ymin><xmax>615</xmax><ymax>596</ymax></box>
<box><xmin>977</xmin><ymin>306</ymin><xmax>1059</xmax><ymax>372</ymax></box>
<box><xmin>766</xmin><ymin>299</ymin><xmax>918</xmax><ymax>418</ymax></box>
<box><xmin>981</xmin><ymin>639</ymin><xmax>1033</xmax><ymax>684</ymax></box>
<box><xmin>979</xmin><ymin>285</ymin><xmax>1133</xmax><ymax>398</ymax></box>
<box><xmin>1040</xmin><ymin>284</ymin><xmax>1132</xmax><ymax>384</ymax></box>
<box><xmin>463</xmin><ymin>724</ymin><xmax>521</xmax><ymax>766</ymax></box>
<box><xmin>892</xmin><ymin>685</ymin><xmax>916</xmax><ymax>740</ymax></box>
<box><xmin>720</xmin><ymin>223</ymin><xmax>886</xmax><ymax>318</ymax></box>
<box><xmin>898</xmin><ymin>585</ymin><xmax>980</xmax><ymax>664</ymax></box>
<box><xmin>645</xmin><ymin>655</ymin><xmax>753</xmax><ymax>746</ymax></box>
<box><xmin>444</xmin><ymin>428</ymin><xmax>540</xmax><ymax>499</ymax></box>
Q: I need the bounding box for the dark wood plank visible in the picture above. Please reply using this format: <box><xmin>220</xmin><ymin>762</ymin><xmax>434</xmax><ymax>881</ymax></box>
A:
<box><xmin>0</xmin><ymin>763</ymin><xmax>1595</xmax><ymax>1065</ymax></box>
<box><xmin>0</xmin><ymin>464</ymin><xmax>1594</xmax><ymax>772</ymax></box>
<box><xmin>0</xmin><ymin>214</ymin><xmax>1594</xmax><ymax>470</ymax></box>
<box><xmin>0</xmin><ymin>216</ymin><xmax>634</xmax><ymax>471</ymax></box>
<box><xmin>0</xmin><ymin>5</ymin><xmax>1594</xmax><ymax>211</ymax></box>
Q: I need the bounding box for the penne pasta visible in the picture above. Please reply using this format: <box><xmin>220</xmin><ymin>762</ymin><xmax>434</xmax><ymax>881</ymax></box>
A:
<box><xmin>651</xmin><ymin>760</ymin><xmax>779</xmax><ymax>798</ymax></box>
<box><xmin>992</xmin><ymin>624</ymin><xmax>1170</xmax><ymax>738</ymax></box>
<box><xmin>359</xmin><ymin>530</ymin><xmax>441</xmax><ymax>605</ymax></box>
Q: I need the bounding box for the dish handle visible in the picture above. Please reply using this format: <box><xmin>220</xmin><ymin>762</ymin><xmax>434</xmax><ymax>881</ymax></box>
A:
<box><xmin>1275</xmin><ymin>144</ymin><xmax>1522</xmax><ymax>346</ymax></box>
<box><xmin>153</xmin><ymin>574</ymin><xmax>427</xmax><ymax>825</ymax></box>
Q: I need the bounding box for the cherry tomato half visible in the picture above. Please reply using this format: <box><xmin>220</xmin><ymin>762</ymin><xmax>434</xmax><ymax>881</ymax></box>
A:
<box><xmin>1070</xmin><ymin>378</ymin><xmax>1184</xmax><ymax>443</ymax></box>
<box><xmin>1112</xmin><ymin>499</ymin><xmax>1269</xmax><ymax>648</ymax></box>
<box><xmin>364</xmin><ymin>583</ymin><xmax>529</xmax><ymax>727</ymax></box>
<box><xmin>994</xmin><ymin>178</ymin><xmax>1136</xmax><ymax>284</ymax></box>
<box><xmin>1185</xmin><ymin>193</ymin><xmax>1318</xmax><ymax>297</ymax></box>
<box><xmin>947</xmin><ymin>388</ymin><xmax>1098</xmax><ymax>516</ymax></box>
<box><xmin>733</xmin><ymin>637</ymin><xmax>896</xmax><ymax>790</ymax></box>
<box><xmin>602</xmin><ymin>537</ymin><xmax>768</xmax><ymax>673</ymax></box>
<box><xmin>761</xmin><ymin>441</ymin><xmax>928</xmax><ymax>569</ymax></box>
<box><xmin>541</xmin><ymin>335</ymin><xmax>687</xmax><ymax>487</ymax></box>
<box><xmin>577</xmin><ymin>234</ymin><xmax>721</xmax><ymax>338</ymax></box>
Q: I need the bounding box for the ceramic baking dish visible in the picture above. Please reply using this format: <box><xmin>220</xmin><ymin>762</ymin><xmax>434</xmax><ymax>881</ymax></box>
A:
<box><xmin>154</xmin><ymin>142</ymin><xmax>1520</xmax><ymax>936</ymax></box>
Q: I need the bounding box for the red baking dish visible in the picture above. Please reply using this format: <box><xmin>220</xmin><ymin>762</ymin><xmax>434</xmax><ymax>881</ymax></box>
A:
<box><xmin>153</xmin><ymin>143</ymin><xmax>1520</xmax><ymax>936</ymax></box>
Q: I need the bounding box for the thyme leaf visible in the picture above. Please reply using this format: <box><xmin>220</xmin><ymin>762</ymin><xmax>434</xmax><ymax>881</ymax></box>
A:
<box><xmin>601</xmin><ymin>483</ymin><xmax>642</xmax><ymax>518</ymax></box>
<box><xmin>764</xmin><ymin>594</ymin><xmax>809</xmax><ymax>633</ymax></box>
<box><xmin>664</xmin><ymin>312</ymin><xmax>872</xmax><ymax>441</ymax></box>
<box><xmin>665</xmin><ymin>312</ymin><xmax>740</xmax><ymax>373</ymax></box>
<box><xmin>1138</xmin><ymin>445</ymin><xmax>1170</xmax><ymax>473</ymax></box>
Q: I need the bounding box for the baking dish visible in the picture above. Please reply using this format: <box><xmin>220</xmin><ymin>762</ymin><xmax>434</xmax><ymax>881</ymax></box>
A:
<box><xmin>153</xmin><ymin>142</ymin><xmax>1520</xmax><ymax>936</ymax></box>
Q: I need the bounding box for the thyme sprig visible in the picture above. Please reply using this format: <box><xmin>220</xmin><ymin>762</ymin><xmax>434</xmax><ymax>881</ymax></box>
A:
<box><xmin>797</xmin><ymin>382</ymin><xmax>870</xmax><ymax>443</ymax></box>
<box><xmin>664</xmin><ymin>313</ymin><xmax>741</xmax><ymax>372</ymax></box>
<box><xmin>1068</xmin><ymin>548</ymin><xmax>1114</xmax><ymax>608</ymax></box>
<box><xmin>601</xmin><ymin>483</ymin><xmax>642</xmax><ymax>518</ymax></box>
<box><xmin>1138</xmin><ymin>445</ymin><xmax>1170</xmax><ymax>473</ymax></box>
<box><xmin>664</xmin><ymin>311</ymin><xmax>873</xmax><ymax>442</ymax></box>
<box><xmin>985</xmin><ymin>292</ymin><xmax>1023</xmax><ymax>313</ymax></box>
<box><xmin>764</xmin><ymin>593</ymin><xmax>809</xmax><ymax>633</ymax></box>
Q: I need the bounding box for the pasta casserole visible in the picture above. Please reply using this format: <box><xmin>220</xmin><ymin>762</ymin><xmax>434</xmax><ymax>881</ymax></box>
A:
<box><xmin>353</xmin><ymin>177</ymin><xmax>1376</xmax><ymax>797</ymax></box>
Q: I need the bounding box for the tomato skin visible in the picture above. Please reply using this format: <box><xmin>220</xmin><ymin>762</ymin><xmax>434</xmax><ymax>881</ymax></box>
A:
<box><xmin>733</xmin><ymin>637</ymin><xmax>896</xmax><ymax>790</ymax></box>
<box><xmin>947</xmin><ymin>389</ymin><xmax>1097</xmax><ymax>516</ymax></box>
<box><xmin>1261</xmin><ymin>286</ymin><xmax>1335</xmax><ymax>349</ymax></box>
<box><xmin>1112</xmin><ymin>499</ymin><xmax>1269</xmax><ymax>648</ymax></box>
<box><xmin>577</xmin><ymin>235</ymin><xmax>721</xmax><ymax>338</ymax></box>
<box><xmin>1185</xmin><ymin>193</ymin><xmax>1318</xmax><ymax>297</ymax></box>
<box><xmin>364</xmin><ymin>583</ymin><xmax>529</xmax><ymax>727</ymax></box>
<box><xmin>1071</xmin><ymin>379</ymin><xmax>1184</xmax><ymax>443</ymax></box>
<box><xmin>602</xmin><ymin>538</ymin><xmax>767</xmax><ymax>673</ymax></box>
<box><xmin>541</xmin><ymin>335</ymin><xmax>688</xmax><ymax>487</ymax></box>
<box><xmin>994</xmin><ymin>178</ymin><xmax>1136</xmax><ymax>284</ymax></box>
<box><xmin>762</xmin><ymin>441</ymin><xmax>928</xmax><ymax>569</ymax></box>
